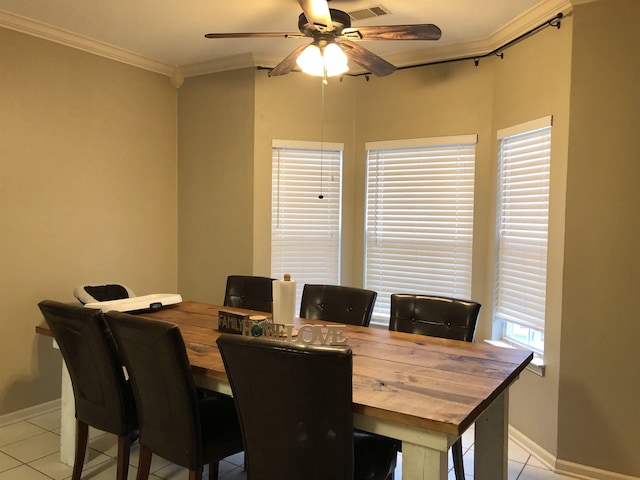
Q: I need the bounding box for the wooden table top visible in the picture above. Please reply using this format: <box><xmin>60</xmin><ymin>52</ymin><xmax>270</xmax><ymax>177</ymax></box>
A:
<box><xmin>37</xmin><ymin>300</ymin><xmax>532</xmax><ymax>437</ymax></box>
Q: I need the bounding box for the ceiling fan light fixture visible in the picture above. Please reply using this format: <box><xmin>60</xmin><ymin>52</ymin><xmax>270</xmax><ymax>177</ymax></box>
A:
<box><xmin>323</xmin><ymin>42</ymin><xmax>349</xmax><ymax>75</ymax></box>
<box><xmin>296</xmin><ymin>41</ymin><xmax>349</xmax><ymax>77</ymax></box>
<box><xmin>296</xmin><ymin>44</ymin><xmax>323</xmax><ymax>75</ymax></box>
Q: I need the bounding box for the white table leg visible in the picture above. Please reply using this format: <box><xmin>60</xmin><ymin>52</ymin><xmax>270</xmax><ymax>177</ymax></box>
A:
<box><xmin>402</xmin><ymin>442</ymin><xmax>448</xmax><ymax>480</ymax></box>
<box><xmin>55</xmin><ymin>339</ymin><xmax>76</xmax><ymax>466</ymax></box>
<box><xmin>352</xmin><ymin>413</ymin><xmax>450</xmax><ymax>480</ymax></box>
<box><xmin>474</xmin><ymin>391</ymin><xmax>509</xmax><ymax>480</ymax></box>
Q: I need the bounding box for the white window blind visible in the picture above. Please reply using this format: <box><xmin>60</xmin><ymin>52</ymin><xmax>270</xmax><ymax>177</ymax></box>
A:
<box><xmin>364</xmin><ymin>135</ymin><xmax>477</xmax><ymax>324</ymax></box>
<box><xmin>271</xmin><ymin>140</ymin><xmax>343</xmax><ymax>310</ymax></box>
<box><xmin>495</xmin><ymin>116</ymin><xmax>552</xmax><ymax>353</ymax></box>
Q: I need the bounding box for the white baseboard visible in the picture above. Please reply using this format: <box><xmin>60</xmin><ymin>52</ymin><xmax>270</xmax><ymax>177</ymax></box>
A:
<box><xmin>555</xmin><ymin>460</ymin><xmax>640</xmax><ymax>480</ymax></box>
<box><xmin>508</xmin><ymin>425</ymin><xmax>640</xmax><ymax>480</ymax></box>
<box><xmin>509</xmin><ymin>425</ymin><xmax>557</xmax><ymax>470</ymax></box>
<box><xmin>0</xmin><ymin>399</ymin><xmax>61</xmax><ymax>428</ymax></box>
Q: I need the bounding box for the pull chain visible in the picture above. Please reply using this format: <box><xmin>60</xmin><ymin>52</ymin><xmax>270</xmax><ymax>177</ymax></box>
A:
<box><xmin>319</xmin><ymin>77</ymin><xmax>325</xmax><ymax>200</ymax></box>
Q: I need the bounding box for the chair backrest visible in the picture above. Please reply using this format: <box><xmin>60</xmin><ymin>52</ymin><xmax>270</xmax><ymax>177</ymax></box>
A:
<box><xmin>223</xmin><ymin>275</ymin><xmax>274</xmax><ymax>313</ymax></box>
<box><xmin>389</xmin><ymin>293</ymin><xmax>481</xmax><ymax>342</ymax></box>
<box><xmin>299</xmin><ymin>284</ymin><xmax>377</xmax><ymax>327</ymax></box>
<box><xmin>74</xmin><ymin>283</ymin><xmax>135</xmax><ymax>305</ymax></box>
<box><xmin>37</xmin><ymin>300</ymin><xmax>137</xmax><ymax>435</ymax></box>
<box><xmin>217</xmin><ymin>334</ymin><xmax>354</xmax><ymax>480</ymax></box>
<box><xmin>104</xmin><ymin>312</ymin><xmax>202</xmax><ymax>470</ymax></box>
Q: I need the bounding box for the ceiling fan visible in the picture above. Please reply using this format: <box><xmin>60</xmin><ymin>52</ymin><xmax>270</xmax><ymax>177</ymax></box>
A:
<box><xmin>204</xmin><ymin>0</ymin><xmax>442</xmax><ymax>78</ymax></box>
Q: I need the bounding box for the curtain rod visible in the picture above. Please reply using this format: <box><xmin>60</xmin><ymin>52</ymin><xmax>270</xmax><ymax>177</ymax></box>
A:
<box><xmin>258</xmin><ymin>12</ymin><xmax>564</xmax><ymax>79</ymax></box>
<box><xmin>396</xmin><ymin>12</ymin><xmax>564</xmax><ymax>72</ymax></box>
<box><xmin>353</xmin><ymin>12</ymin><xmax>564</xmax><ymax>78</ymax></box>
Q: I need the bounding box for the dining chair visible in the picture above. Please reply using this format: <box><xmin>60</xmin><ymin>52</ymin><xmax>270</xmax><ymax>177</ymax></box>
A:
<box><xmin>389</xmin><ymin>293</ymin><xmax>481</xmax><ymax>480</ymax></box>
<box><xmin>37</xmin><ymin>300</ymin><xmax>138</xmax><ymax>480</ymax></box>
<box><xmin>223</xmin><ymin>275</ymin><xmax>275</xmax><ymax>313</ymax></box>
<box><xmin>217</xmin><ymin>334</ymin><xmax>397</xmax><ymax>480</ymax></box>
<box><xmin>104</xmin><ymin>311</ymin><xmax>244</xmax><ymax>480</ymax></box>
<box><xmin>299</xmin><ymin>284</ymin><xmax>378</xmax><ymax>326</ymax></box>
<box><xmin>389</xmin><ymin>293</ymin><xmax>480</xmax><ymax>341</ymax></box>
<box><xmin>73</xmin><ymin>283</ymin><xmax>136</xmax><ymax>304</ymax></box>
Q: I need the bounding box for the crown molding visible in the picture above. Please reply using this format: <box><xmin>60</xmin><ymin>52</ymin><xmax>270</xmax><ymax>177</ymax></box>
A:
<box><xmin>387</xmin><ymin>0</ymin><xmax>573</xmax><ymax>68</ymax></box>
<box><xmin>0</xmin><ymin>9</ymin><xmax>176</xmax><ymax>77</ymax></box>
<box><xmin>487</xmin><ymin>0</ymin><xmax>573</xmax><ymax>51</ymax></box>
<box><xmin>178</xmin><ymin>52</ymin><xmax>256</xmax><ymax>77</ymax></box>
<box><xmin>1</xmin><ymin>0</ymin><xmax>573</xmax><ymax>81</ymax></box>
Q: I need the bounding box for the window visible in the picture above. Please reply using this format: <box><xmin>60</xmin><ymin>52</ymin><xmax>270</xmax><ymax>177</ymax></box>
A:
<box><xmin>271</xmin><ymin>140</ymin><xmax>343</xmax><ymax>311</ymax></box>
<box><xmin>495</xmin><ymin>116</ymin><xmax>552</xmax><ymax>355</ymax></box>
<box><xmin>364</xmin><ymin>135</ymin><xmax>477</xmax><ymax>325</ymax></box>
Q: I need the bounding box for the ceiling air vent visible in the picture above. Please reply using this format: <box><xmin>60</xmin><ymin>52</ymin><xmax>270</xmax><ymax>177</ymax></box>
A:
<box><xmin>347</xmin><ymin>5</ymin><xmax>391</xmax><ymax>21</ymax></box>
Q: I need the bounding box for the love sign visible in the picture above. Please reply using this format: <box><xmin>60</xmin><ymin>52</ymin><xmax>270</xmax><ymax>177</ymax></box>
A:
<box><xmin>295</xmin><ymin>324</ymin><xmax>348</xmax><ymax>345</ymax></box>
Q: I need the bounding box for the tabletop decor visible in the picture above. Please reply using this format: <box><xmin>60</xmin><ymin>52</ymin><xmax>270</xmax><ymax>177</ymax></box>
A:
<box><xmin>247</xmin><ymin>320</ymin><xmax>348</xmax><ymax>346</ymax></box>
<box><xmin>218</xmin><ymin>309</ymin><xmax>348</xmax><ymax>345</ymax></box>
<box><xmin>218</xmin><ymin>309</ymin><xmax>248</xmax><ymax>334</ymax></box>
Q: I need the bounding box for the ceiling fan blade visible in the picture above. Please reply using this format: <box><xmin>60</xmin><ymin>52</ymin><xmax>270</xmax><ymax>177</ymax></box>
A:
<box><xmin>269</xmin><ymin>43</ymin><xmax>310</xmax><ymax>76</ymax></box>
<box><xmin>346</xmin><ymin>24</ymin><xmax>442</xmax><ymax>41</ymax></box>
<box><xmin>205</xmin><ymin>32</ymin><xmax>302</xmax><ymax>39</ymax></box>
<box><xmin>339</xmin><ymin>40</ymin><xmax>396</xmax><ymax>77</ymax></box>
<box><xmin>298</xmin><ymin>0</ymin><xmax>333</xmax><ymax>32</ymax></box>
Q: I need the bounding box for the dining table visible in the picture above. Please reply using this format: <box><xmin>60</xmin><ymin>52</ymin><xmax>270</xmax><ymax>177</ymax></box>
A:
<box><xmin>36</xmin><ymin>300</ymin><xmax>532</xmax><ymax>480</ymax></box>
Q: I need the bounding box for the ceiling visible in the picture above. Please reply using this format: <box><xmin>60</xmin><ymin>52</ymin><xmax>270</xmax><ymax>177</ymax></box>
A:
<box><xmin>0</xmin><ymin>0</ymin><xmax>571</xmax><ymax>80</ymax></box>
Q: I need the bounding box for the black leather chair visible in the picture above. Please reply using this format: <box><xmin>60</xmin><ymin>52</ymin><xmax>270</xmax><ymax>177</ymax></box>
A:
<box><xmin>37</xmin><ymin>300</ymin><xmax>138</xmax><ymax>480</ymax></box>
<box><xmin>299</xmin><ymin>284</ymin><xmax>378</xmax><ymax>326</ymax></box>
<box><xmin>389</xmin><ymin>293</ymin><xmax>480</xmax><ymax>341</ymax></box>
<box><xmin>389</xmin><ymin>293</ymin><xmax>481</xmax><ymax>480</ymax></box>
<box><xmin>105</xmin><ymin>312</ymin><xmax>244</xmax><ymax>480</ymax></box>
<box><xmin>217</xmin><ymin>334</ymin><xmax>397</xmax><ymax>480</ymax></box>
<box><xmin>73</xmin><ymin>283</ymin><xmax>136</xmax><ymax>304</ymax></box>
<box><xmin>223</xmin><ymin>275</ymin><xmax>274</xmax><ymax>313</ymax></box>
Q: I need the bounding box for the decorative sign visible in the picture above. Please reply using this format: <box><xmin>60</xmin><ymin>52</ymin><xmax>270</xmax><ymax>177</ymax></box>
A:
<box><xmin>218</xmin><ymin>310</ymin><xmax>248</xmax><ymax>334</ymax></box>
<box><xmin>249</xmin><ymin>321</ymin><xmax>348</xmax><ymax>346</ymax></box>
<box><xmin>217</xmin><ymin>310</ymin><xmax>348</xmax><ymax>345</ymax></box>
<box><xmin>295</xmin><ymin>324</ymin><xmax>348</xmax><ymax>346</ymax></box>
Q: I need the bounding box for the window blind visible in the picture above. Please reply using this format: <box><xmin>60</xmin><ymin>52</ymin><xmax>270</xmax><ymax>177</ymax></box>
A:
<box><xmin>271</xmin><ymin>140</ymin><xmax>343</xmax><ymax>310</ymax></box>
<box><xmin>495</xmin><ymin>117</ymin><xmax>551</xmax><ymax>333</ymax></box>
<box><xmin>364</xmin><ymin>135</ymin><xmax>477</xmax><ymax>324</ymax></box>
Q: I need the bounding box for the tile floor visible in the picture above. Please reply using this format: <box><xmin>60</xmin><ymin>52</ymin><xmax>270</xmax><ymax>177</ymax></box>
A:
<box><xmin>0</xmin><ymin>408</ymin><xmax>576</xmax><ymax>480</ymax></box>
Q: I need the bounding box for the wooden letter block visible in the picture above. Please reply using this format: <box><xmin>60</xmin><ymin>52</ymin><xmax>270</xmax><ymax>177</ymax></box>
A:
<box><xmin>218</xmin><ymin>310</ymin><xmax>248</xmax><ymax>334</ymax></box>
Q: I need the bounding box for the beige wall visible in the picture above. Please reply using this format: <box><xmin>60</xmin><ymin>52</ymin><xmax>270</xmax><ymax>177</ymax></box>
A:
<box><xmin>177</xmin><ymin>69</ymin><xmax>256</xmax><ymax>304</ymax></box>
<box><xmin>0</xmin><ymin>29</ymin><xmax>178</xmax><ymax>415</ymax></box>
<box><xmin>558</xmin><ymin>0</ymin><xmax>640</xmax><ymax>475</ymax></box>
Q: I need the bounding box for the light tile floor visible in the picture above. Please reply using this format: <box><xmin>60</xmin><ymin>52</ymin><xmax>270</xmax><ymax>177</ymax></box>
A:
<box><xmin>0</xmin><ymin>408</ymin><xmax>576</xmax><ymax>479</ymax></box>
